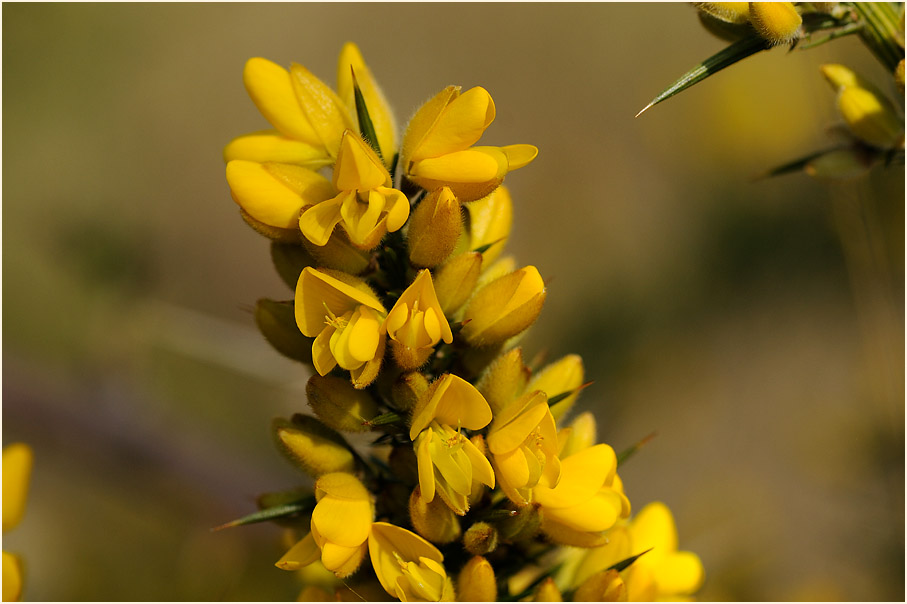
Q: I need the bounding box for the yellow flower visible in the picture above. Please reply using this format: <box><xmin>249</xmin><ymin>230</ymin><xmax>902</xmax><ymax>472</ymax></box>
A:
<box><xmin>368</xmin><ymin>522</ymin><xmax>455</xmax><ymax>601</ymax></box>
<box><xmin>486</xmin><ymin>390</ymin><xmax>560</xmax><ymax>505</ymax></box>
<box><xmin>386</xmin><ymin>270</ymin><xmax>454</xmax><ymax>370</ymax></box>
<box><xmin>836</xmin><ymin>85</ymin><xmax>904</xmax><ymax>150</ymax></box>
<box><xmin>461</xmin><ymin>265</ymin><xmax>547</xmax><ymax>347</ymax></box>
<box><xmin>409</xmin><ymin>374</ymin><xmax>495</xmax><ymax>514</ymax></box>
<box><xmin>533</xmin><ymin>442</ymin><xmax>629</xmax><ymax>548</ymax></box>
<box><xmin>527</xmin><ymin>354</ymin><xmax>585</xmax><ymax>423</ymax></box>
<box><xmin>225</xmin><ymin>160</ymin><xmax>336</xmax><ymax>233</ymax></box>
<box><xmin>299</xmin><ymin>130</ymin><xmax>410</xmax><ymax>249</ymax></box>
<box><xmin>277</xmin><ymin>473</ymin><xmax>374</xmax><ymax>578</ymax></box>
<box><xmin>572</xmin><ymin>503</ymin><xmax>704</xmax><ymax>601</ymax></box>
<box><xmin>295</xmin><ymin>267</ymin><xmax>387</xmax><ymax>388</ymax></box>
<box><xmin>3</xmin><ymin>443</ymin><xmax>33</xmax><ymax>602</ymax></box>
<box><xmin>748</xmin><ymin>2</ymin><xmax>802</xmax><ymax>45</ymax></box>
<box><xmin>401</xmin><ymin>86</ymin><xmax>537</xmax><ymax>202</ymax></box>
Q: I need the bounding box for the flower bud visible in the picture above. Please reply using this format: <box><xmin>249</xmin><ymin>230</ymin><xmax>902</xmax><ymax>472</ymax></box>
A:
<box><xmin>694</xmin><ymin>2</ymin><xmax>750</xmax><ymax>24</ymax></box>
<box><xmin>574</xmin><ymin>569</ymin><xmax>627</xmax><ymax>602</ymax></box>
<box><xmin>307</xmin><ymin>375</ymin><xmax>379</xmax><ymax>433</ymax></box>
<box><xmin>457</xmin><ymin>556</ymin><xmax>497</xmax><ymax>602</ymax></box>
<box><xmin>559</xmin><ymin>412</ymin><xmax>598</xmax><ymax>458</ymax></box>
<box><xmin>461</xmin><ymin>266</ymin><xmax>546</xmax><ymax>347</ymax></box>
<box><xmin>819</xmin><ymin>63</ymin><xmax>871</xmax><ymax>92</ymax></box>
<box><xmin>696</xmin><ymin>10</ymin><xmax>752</xmax><ymax>41</ymax></box>
<box><xmin>748</xmin><ymin>2</ymin><xmax>802</xmax><ymax>45</ymax></box>
<box><xmin>434</xmin><ymin>252</ymin><xmax>483</xmax><ymax>315</ymax></box>
<box><xmin>239</xmin><ymin>208</ymin><xmax>303</xmax><ymax>243</ymax></box>
<box><xmin>408</xmin><ymin>187</ymin><xmax>463</xmax><ymax>268</ymax></box>
<box><xmin>3</xmin><ymin>443</ymin><xmax>32</xmax><ymax>533</ymax></box>
<box><xmin>463</xmin><ymin>522</ymin><xmax>499</xmax><ymax>556</ymax></box>
<box><xmin>476</xmin><ymin>347</ymin><xmax>530</xmax><ymax>414</ymax></box>
<box><xmin>392</xmin><ymin>371</ymin><xmax>430</xmax><ymax>412</ymax></box>
<box><xmin>273</xmin><ymin>416</ymin><xmax>355</xmax><ymax>477</ymax></box>
<box><xmin>805</xmin><ymin>147</ymin><xmax>875</xmax><ymax>181</ymax></box>
<box><xmin>528</xmin><ymin>354</ymin><xmax>585</xmax><ymax>422</ymax></box>
<box><xmin>837</xmin><ymin>86</ymin><xmax>904</xmax><ymax>149</ymax></box>
<box><xmin>533</xmin><ymin>578</ymin><xmax>563</xmax><ymax>602</ymax></box>
<box><xmin>255</xmin><ymin>298</ymin><xmax>314</xmax><ymax>364</ymax></box>
<box><xmin>409</xmin><ymin>487</ymin><xmax>461</xmax><ymax>545</ymax></box>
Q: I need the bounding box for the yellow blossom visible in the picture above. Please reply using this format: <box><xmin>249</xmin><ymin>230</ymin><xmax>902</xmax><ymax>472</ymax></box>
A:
<box><xmin>277</xmin><ymin>472</ymin><xmax>374</xmax><ymax>578</ymax></box>
<box><xmin>401</xmin><ymin>86</ymin><xmax>537</xmax><ymax>202</ymax></box>
<box><xmin>527</xmin><ymin>354</ymin><xmax>585</xmax><ymax>423</ymax></box>
<box><xmin>295</xmin><ymin>267</ymin><xmax>387</xmax><ymax>387</ymax></box>
<box><xmin>533</xmin><ymin>417</ymin><xmax>629</xmax><ymax>547</ymax></box>
<box><xmin>409</xmin><ymin>374</ymin><xmax>495</xmax><ymax>514</ymax></box>
<box><xmin>386</xmin><ymin>270</ymin><xmax>453</xmax><ymax>370</ymax></box>
<box><xmin>368</xmin><ymin>522</ymin><xmax>455</xmax><ymax>602</ymax></box>
<box><xmin>299</xmin><ymin>130</ymin><xmax>410</xmax><ymax>249</ymax></box>
<box><xmin>573</xmin><ymin>503</ymin><xmax>704</xmax><ymax>601</ymax></box>
<box><xmin>486</xmin><ymin>390</ymin><xmax>560</xmax><ymax>505</ymax></box>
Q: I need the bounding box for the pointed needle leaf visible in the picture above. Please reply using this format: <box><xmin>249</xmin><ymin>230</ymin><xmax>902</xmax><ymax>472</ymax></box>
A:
<box><xmin>637</xmin><ymin>34</ymin><xmax>771</xmax><ymax>117</ymax></box>
<box><xmin>616</xmin><ymin>432</ymin><xmax>657</xmax><ymax>467</ymax></box>
<box><xmin>547</xmin><ymin>381</ymin><xmax>594</xmax><ymax>407</ymax></box>
<box><xmin>351</xmin><ymin>68</ymin><xmax>383</xmax><ymax>162</ymax></box>
<box><xmin>754</xmin><ymin>148</ymin><xmax>838</xmax><ymax>180</ymax></box>
<box><xmin>212</xmin><ymin>496</ymin><xmax>316</xmax><ymax>531</ymax></box>
<box><xmin>608</xmin><ymin>548</ymin><xmax>654</xmax><ymax>573</ymax></box>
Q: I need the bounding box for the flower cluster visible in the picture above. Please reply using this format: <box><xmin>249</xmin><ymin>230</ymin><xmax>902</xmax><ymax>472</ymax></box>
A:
<box><xmin>223</xmin><ymin>43</ymin><xmax>702</xmax><ymax>601</ymax></box>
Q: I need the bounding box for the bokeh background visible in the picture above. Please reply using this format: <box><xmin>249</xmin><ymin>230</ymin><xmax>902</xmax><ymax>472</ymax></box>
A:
<box><xmin>3</xmin><ymin>3</ymin><xmax>903</xmax><ymax>601</ymax></box>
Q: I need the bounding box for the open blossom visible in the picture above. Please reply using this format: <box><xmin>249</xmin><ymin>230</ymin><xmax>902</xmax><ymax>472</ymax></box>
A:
<box><xmin>295</xmin><ymin>267</ymin><xmax>387</xmax><ymax>388</ymax></box>
<box><xmin>401</xmin><ymin>85</ymin><xmax>537</xmax><ymax>202</ymax></box>
<box><xmin>368</xmin><ymin>522</ymin><xmax>455</xmax><ymax>602</ymax></box>
<box><xmin>486</xmin><ymin>390</ymin><xmax>560</xmax><ymax>505</ymax></box>
<box><xmin>409</xmin><ymin>375</ymin><xmax>494</xmax><ymax>514</ymax></box>
<box><xmin>386</xmin><ymin>270</ymin><xmax>453</xmax><ymax>370</ymax></box>
<box><xmin>277</xmin><ymin>472</ymin><xmax>374</xmax><ymax>577</ymax></box>
<box><xmin>299</xmin><ymin>130</ymin><xmax>410</xmax><ymax>249</ymax></box>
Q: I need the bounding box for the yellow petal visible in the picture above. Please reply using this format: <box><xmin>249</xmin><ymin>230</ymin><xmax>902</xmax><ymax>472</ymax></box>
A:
<box><xmin>487</xmin><ymin>391</ymin><xmax>548</xmax><ymax>454</ymax></box>
<box><xmin>334</xmin><ymin>131</ymin><xmax>390</xmax><ymax>191</ymax></box>
<box><xmin>462</xmin><ymin>265</ymin><xmax>546</xmax><ymax>347</ymax></box>
<box><xmin>312</xmin><ymin>496</ymin><xmax>373</xmax><ymax>547</ymax></box>
<box><xmin>541</xmin><ymin>492</ymin><xmax>622</xmax><ymax>533</ymax></box>
<box><xmin>434</xmin><ymin>252</ymin><xmax>483</xmax><ymax>315</ymax></box>
<box><xmin>224</xmin><ymin>130</ymin><xmax>333</xmax><ymax>167</ymax></box>
<box><xmin>501</xmin><ymin>144</ymin><xmax>538</xmax><ymax>171</ymax></box>
<box><xmin>529</xmin><ymin>355</ymin><xmax>585</xmax><ymax>423</ymax></box>
<box><xmin>628</xmin><ymin>502</ymin><xmax>679</xmax><ymax>560</ymax></box>
<box><xmin>409</xmin><ymin>147</ymin><xmax>505</xmax><ymax>183</ymax></box>
<box><xmin>345</xmin><ymin>306</ymin><xmax>382</xmax><ymax>363</ymax></box>
<box><xmin>466</xmin><ymin>186</ymin><xmax>513</xmax><ymax>265</ymax></box>
<box><xmin>416</xmin><ymin>429</ymin><xmax>436</xmax><ymax>502</ymax></box>
<box><xmin>3</xmin><ymin>443</ymin><xmax>32</xmax><ymax>532</ymax></box>
<box><xmin>300</xmin><ymin>193</ymin><xmax>346</xmax><ymax>246</ymax></box>
<box><xmin>656</xmin><ymin>551</ymin><xmax>705</xmax><ymax>595</ymax></box>
<box><xmin>243</xmin><ymin>57</ymin><xmax>320</xmax><ymax>145</ymax></box>
<box><xmin>410</xmin><ymin>86</ymin><xmax>495</xmax><ymax>161</ymax></box>
<box><xmin>368</xmin><ymin>522</ymin><xmax>444</xmax><ymax>598</ymax></box>
<box><xmin>463</xmin><ymin>438</ymin><xmax>495</xmax><ymax>488</ymax></box>
<box><xmin>380</xmin><ymin>187</ymin><xmax>411</xmax><ymax>233</ymax></box>
<box><xmin>533</xmin><ymin>445</ymin><xmax>616</xmax><ymax>509</ymax></box>
<box><xmin>402</xmin><ymin>86</ymin><xmax>460</xmax><ymax>164</ymax></box>
<box><xmin>409</xmin><ymin>374</ymin><xmax>492</xmax><ymax>439</ymax></box>
<box><xmin>312</xmin><ymin>327</ymin><xmax>339</xmax><ymax>376</ymax></box>
<box><xmin>295</xmin><ymin>267</ymin><xmax>384</xmax><ymax>338</ymax></box>
<box><xmin>457</xmin><ymin>556</ymin><xmax>497</xmax><ymax>602</ymax></box>
<box><xmin>837</xmin><ymin>86</ymin><xmax>904</xmax><ymax>149</ymax></box>
<box><xmin>290</xmin><ymin>62</ymin><xmax>354</xmax><ymax>158</ymax></box>
<box><xmin>226</xmin><ymin>160</ymin><xmax>334</xmax><ymax>230</ymax></box>
<box><xmin>493</xmin><ymin>447</ymin><xmax>531</xmax><ymax>490</ymax></box>
<box><xmin>276</xmin><ymin>532</ymin><xmax>321</xmax><ymax>571</ymax></box>
<box><xmin>337</xmin><ymin>42</ymin><xmax>397</xmax><ymax>166</ymax></box>
<box><xmin>316</xmin><ymin>471</ymin><xmax>371</xmax><ymax>500</ymax></box>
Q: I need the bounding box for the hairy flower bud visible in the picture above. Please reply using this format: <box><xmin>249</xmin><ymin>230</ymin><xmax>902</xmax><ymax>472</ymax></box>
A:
<box><xmin>574</xmin><ymin>569</ymin><xmax>626</xmax><ymax>602</ymax></box>
<box><xmin>463</xmin><ymin>522</ymin><xmax>499</xmax><ymax>556</ymax></box>
<box><xmin>307</xmin><ymin>375</ymin><xmax>379</xmax><ymax>433</ymax></box>
<box><xmin>433</xmin><ymin>252</ymin><xmax>483</xmax><ymax>315</ymax></box>
<box><xmin>255</xmin><ymin>298</ymin><xmax>313</xmax><ymax>364</ymax></box>
<box><xmin>836</xmin><ymin>85</ymin><xmax>904</xmax><ymax>149</ymax></box>
<box><xmin>457</xmin><ymin>556</ymin><xmax>497</xmax><ymax>602</ymax></box>
<box><xmin>748</xmin><ymin>2</ymin><xmax>802</xmax><ymax>45</ymax></box>
<box><xmin>533</xmin><ymin>577</ymin><xmax>563</xmax><ymax>602</ymax></box>
<box><xmin>461</xmin><ymin>266</ymin><xmax>546</xmax><ymax>347</ymax></box>
<box><xmin>408</xmin><ymin>187</ymin><xmax>463</xmax><ymax>268</ymax></box>
<box><xmin>409</xmin><ymin>487</ymin><xmax>462</xmax><ymax>545</ymax></box>
<box><xmin>476</xmin><ymin>347</ymin><xmax>530</xmax><ymax>414</ymax></box>
<box><xmin>694</xmin><ymin>2</ymin><xmax>750</xmax><ymax>24</ymax></box>
<box><xmin>273</xmin><ymin>416</ymin><xmax>355</xmax><ymax>477</ymax></box>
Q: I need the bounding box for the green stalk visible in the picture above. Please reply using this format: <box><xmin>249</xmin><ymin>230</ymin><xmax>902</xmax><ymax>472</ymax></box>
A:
<box><xmin>853</xmin><ymin>2</ymin><xmax>904</xmax><ymax>72</ymax></box>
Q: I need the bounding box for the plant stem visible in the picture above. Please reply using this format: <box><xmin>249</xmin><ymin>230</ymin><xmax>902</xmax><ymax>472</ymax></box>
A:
<box><xmin>854</xmin><ymin>2</ymin><xmax>904</xmax><ymax>72</ymax></box>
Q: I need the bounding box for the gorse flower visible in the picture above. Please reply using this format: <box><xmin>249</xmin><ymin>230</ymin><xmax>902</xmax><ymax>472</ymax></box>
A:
<box><xmin>221</xmin><ymin>42</ymin><xmax>703</xmax><ymax>602</ymax></box>
<box><xmin>3</xmin><ymin>443</ymin><xmax>33</xmax><ymax>602</ymax></box>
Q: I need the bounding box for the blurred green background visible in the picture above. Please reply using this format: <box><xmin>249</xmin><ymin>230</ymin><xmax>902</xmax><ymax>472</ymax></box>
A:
<box><xmin>3</xmin><ymin>3</ymin><xmax>903</xmax><ymax>601</ymax></box>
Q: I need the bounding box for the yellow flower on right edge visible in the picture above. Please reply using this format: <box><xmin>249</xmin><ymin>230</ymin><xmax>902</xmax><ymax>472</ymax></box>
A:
<box><xmin>3</xmin><ymin>443</ymin><xmax>33</xmax><ymax>602</ymax></box>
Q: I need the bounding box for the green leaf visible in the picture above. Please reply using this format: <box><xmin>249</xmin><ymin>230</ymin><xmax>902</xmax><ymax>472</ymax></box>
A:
<box><xmin>607</xmin><ymin>547</ymin><xmax>653</xmax><ymax>572</ymax></box>
<box><xmin>472</xmin><ymin>237</ymin><xmax>505</xmax><ymax>255</ymax></box>
<box><xmin>546</xmin><ymin>381</ymin><xmax>593</xmax><ymax>407</ymax></box>
<box><xmin>616</xmin><ymin>432</ymin><xmax>657</xmax><ymax>467</ymax></box>
<box><xmin>637</xmin><ymin>34</ymin><xmax>771</xmax><ymax>117</ymax></box>
<box><xmin>351</xmin><ymin>68</ymin><xmax>383</xmax><ymax>162</ymax></box>
<box><xmin>212</xmin><ymin>495</ymin><xmax>316</xmax><ymax>531</ymax></box>
<box><xmin>755</xmin><ymin>148</ymin><xmax>836</xmax><ymax>180</ymax></box>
